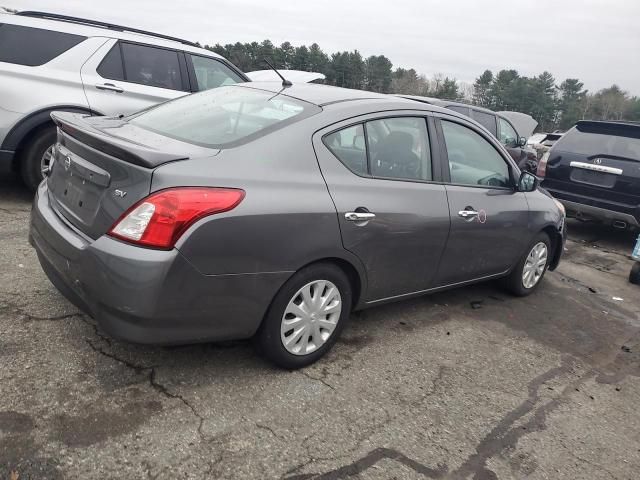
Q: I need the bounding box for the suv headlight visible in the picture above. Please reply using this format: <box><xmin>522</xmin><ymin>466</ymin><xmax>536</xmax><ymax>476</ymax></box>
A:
<box><xmin>553</xmin><ymin>198</ymin><xmax>566</xmax><ymax>217</ymax></box>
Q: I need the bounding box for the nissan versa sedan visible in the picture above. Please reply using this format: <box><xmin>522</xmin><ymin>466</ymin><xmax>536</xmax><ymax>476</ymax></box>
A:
<box><xmin>29</xmin><ymin>82</ymin><xmax>566</xmax><ymax>368</ymax></box>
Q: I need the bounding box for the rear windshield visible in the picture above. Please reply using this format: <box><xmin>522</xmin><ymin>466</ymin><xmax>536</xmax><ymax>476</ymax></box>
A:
<box><xmin>130</xmin><ymin>86</ymin><xmax>320</xmax><ymax>148</ymax></box>
<box><xmin>555</xmin><ymin>123</ymin><xmax>640</xmax><ymax>159</ymax></box>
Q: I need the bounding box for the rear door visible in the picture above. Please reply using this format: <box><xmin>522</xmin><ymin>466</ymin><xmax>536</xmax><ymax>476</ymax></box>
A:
<box><xmin>81</xmin><ymin>39</ymin><xmax>190</xmax><ymax>116</ymax></box>
<box><xmin>542</xmin><ymin>122</ymin><xmax>640</xmax><ymax>214</ymax></box>
<box><xmin>433</xmin><ymin>115</ymin><xmax>529</xmax><ymax>286</ymax></box>
<box><xmin>313</xmin><ymin>113</ymin><xmax>450</xmax><ymax>302</ymax></box>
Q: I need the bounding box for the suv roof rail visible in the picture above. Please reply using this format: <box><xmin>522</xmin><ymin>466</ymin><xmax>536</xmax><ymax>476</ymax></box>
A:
<box><xmin>16</xmin><ymin>11</ymin><xmax>200</xmax><ymax>47</ymax></box>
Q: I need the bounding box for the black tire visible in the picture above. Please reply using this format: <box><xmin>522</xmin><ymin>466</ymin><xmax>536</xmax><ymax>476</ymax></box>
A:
<box><xmin>20</xmin><ymin>125</ymin><xmax>57</xmax><ymax>192</ymax></box>
<box><xmin>629</xmin><ymin>262</ymin><xmax>640</xmax><ymax>285</ymax></box>
<box><xmin>502</xmin><ymin>232</ymin><xmax>552</xmax><ymax>297</ymax></box>
<box><xmin>257</xmin><ymin>263</ymin><xmax>352</xmax><ymax>369</ymax></box>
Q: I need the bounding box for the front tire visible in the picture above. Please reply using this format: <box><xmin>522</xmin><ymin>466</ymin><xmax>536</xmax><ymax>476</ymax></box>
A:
<box><xmin>257</xmin><ymin>263</ymin><xmax>352</xmax><ymax>369</ymax></box>
<box><xmin>20</xmin><ymin>125</ymin><xmax>57</xmax><ymax>192</ymax></box>
<box><xmin>503</xmin><ymin>233</ymin><xmax>551</xmax><ymax>296</ymax></box>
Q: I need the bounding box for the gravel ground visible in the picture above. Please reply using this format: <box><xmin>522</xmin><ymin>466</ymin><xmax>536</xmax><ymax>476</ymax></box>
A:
<box><xmin>1</xmin><ymin>172</ymin><xmax>639</xmax><ymax>480</ymax></box>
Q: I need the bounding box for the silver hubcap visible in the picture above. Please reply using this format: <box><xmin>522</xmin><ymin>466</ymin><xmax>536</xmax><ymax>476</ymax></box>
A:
<box><xmin>281</xmin><ymin>280</ymin><xmax>342</xmax><ymax>356</ymax></box>
<box><xmin>522</xmin><ymin>242</ymin><xmax>548</xmax><ymax>289</ymax></box>
<box><xmin>41</xmin><ymin>144</ymin><xmax>55</xmax><ymax>178</ymax></box>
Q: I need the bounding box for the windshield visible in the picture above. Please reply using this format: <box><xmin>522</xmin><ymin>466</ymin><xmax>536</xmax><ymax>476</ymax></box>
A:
<box><xmin>130</xmin><ymin>86</ymin><xmax>319</xmax><ymax>148</ymax></box>
<box><xmin>555</xmin><ymin>123</ymin><xmax>640</xmax><ymax>159</ymax></box>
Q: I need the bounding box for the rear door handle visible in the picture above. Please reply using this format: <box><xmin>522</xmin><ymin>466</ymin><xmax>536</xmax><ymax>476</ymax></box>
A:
<box><xmin>96</xmin><ymin>83</ymin><xmax>124</xmax><ymax>93</ymax></box>
<box><xmin>458</xmin><ymin>209</ymin><xmax>479</xmax><ymax>219</ymax></box>
<box><xmin>345</xmin><ymin>212</ymin><xmax>376</xmax><ymax>222</ymax></box>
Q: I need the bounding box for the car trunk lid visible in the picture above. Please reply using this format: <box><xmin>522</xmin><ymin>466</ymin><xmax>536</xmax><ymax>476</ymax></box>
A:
<box><xmin>47</xmin><ymin>112</ymin><xmax>216</xmax><ymax>239</ymax></box>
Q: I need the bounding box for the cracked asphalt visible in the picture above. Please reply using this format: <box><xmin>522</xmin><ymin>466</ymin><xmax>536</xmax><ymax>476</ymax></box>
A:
<box><xmin>1</xmin><ymin>171</ymin><xmax>639</xmax><ymax>479</ymax></box>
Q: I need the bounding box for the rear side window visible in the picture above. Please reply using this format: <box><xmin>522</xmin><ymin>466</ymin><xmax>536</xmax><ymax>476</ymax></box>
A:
<box><xmin>472</xmin><ymin>110</ymin><xmax>497</xmax><ymax>136</ymax></box>
<box><xmin>324</xmin><ymin>117</ymin><xmax>432</xmax><ymax>182</ymax></box>
<box><xmin>98</xmin><ymin>42</ymin><xmax>185</xmax><ymax>90</ymax></box>
<box><xmin>448</xmin><ymin>105</ymin><xmax>470</xmax><ymax>116</ymax></box>
<box><xmin>130</xmin><ymin>85</ymin><xmax>319</xmax><ymax>148</ymax></box>
<box><xmin>97</xmin><ymin>44</ymin><xmax>124</xmax><ymax>81</ymax></box>
<box><xmin>0</xmin><ymin>24</ymin><xmax>85</xmax><ymax>66</ymax></box>
<box><xmin>555</xmin><ymin>124</ymin><xmax>640</xmax><ymax>159</ymax></box>
<box><xmin>441</xmin><ymin>120</ymin><xmax>510</xmax><ymax>188</ymax></box>
<box><xmin>324</xmin><ymin>125</ymin><xmax>367</xmax><ymax>176</ymax></box>
<box><xmin>189</xmin><ymin>55</ymin><xmax>244</xmax><ymax>91</ymax></box>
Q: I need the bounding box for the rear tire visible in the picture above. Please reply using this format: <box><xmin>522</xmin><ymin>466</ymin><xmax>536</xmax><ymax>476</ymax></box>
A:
<box><xmin>257</xmin><ymin>263</ymin><xmax>352</xmax><ymax>369</ymax></box>
<box><xmin>502</xmin><ymin>232</ymin><xmax>552</xmax><ymax>297</ymax></box>
<box><xmin>20</xmin><ymin>126</ymin><xmax>57</xmax><ymax>192</ymax></box>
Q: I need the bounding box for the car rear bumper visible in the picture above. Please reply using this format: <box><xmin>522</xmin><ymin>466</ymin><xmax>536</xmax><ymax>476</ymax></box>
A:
<box><xmin>545</xmin><ymin>187</ymin><xmax>640</xmax><ymax>227</ymax></box>
<box><xmin>29</xmin><ymin>181</ymin><xmax>291</xmax><ymax>345</ymax></box>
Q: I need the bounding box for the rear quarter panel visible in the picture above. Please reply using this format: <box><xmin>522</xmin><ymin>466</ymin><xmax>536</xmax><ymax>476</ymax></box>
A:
<box><xmin>151</xmin><ymin>120</ymin><xmax>365</xmax><ymax>281</ymax></box>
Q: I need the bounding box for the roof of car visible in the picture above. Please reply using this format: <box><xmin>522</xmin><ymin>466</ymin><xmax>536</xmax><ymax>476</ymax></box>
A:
<box><xmin>241</xmin><ymin>82</ymin><xmax>404</xmax><ymax>107</ymax></box>
<box><xmin>2</xmin><ymin>10</ymin><xmax>222</xmax><ymax>57</ymax></box>
<box><xmin>398</xmin><ymin>95</ymin><xmax>497</xmax><ymax>115</ymax></box>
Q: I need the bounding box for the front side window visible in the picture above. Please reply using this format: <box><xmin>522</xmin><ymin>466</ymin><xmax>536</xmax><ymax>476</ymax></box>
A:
<box><xmin>441</xmin><ymin>120</ymin><xmax>511</xmax><ymax>188</ymax></box>
<box><xmin>0</xmin><ymin>24</ymin><xmax>85</xmax><ymax>66</ymax></box>
<box><xmin>189</xmin><ymin>55</ymin><xmax>244</xmax><ymax>91</ymax></box>
<box><xmin>498</xmin><ymin>117</ymin><xmax>518</xmax><ymax>147</ymax></box>
<box><xmin>131</xmin><ymin>85</ymin><xmax>318</xmax><ymax>148</ymax></box>
<box><xmin>120</xmin><ymin>43</ymin><xmax>183</xmax><ymax>90</ymax></box>
<box><xmin>367</xmin><ymin>117</ymin><xmax>432</xmax><ymax>181</ymax></box>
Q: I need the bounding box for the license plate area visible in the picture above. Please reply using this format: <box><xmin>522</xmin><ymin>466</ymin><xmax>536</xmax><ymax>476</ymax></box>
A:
<box><xmin>569</xmin><ymin>168</ymin><xmax>616</xmax><ymax>188</ymax></box>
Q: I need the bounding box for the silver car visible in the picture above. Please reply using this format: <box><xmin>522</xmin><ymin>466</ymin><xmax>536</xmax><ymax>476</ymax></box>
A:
<box><xmin>30</xmin><ymin>82</ymin><xmax>566</xmax><ymax>368</ymax></box>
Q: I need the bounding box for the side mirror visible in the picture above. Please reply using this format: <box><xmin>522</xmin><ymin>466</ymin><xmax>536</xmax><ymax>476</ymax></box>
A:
<box><xmin>517</xmin><ymin>171</ymin><xmax>538</xmax><ymax>192</ymax></box>
<box><xmin>518</xmin><ymin>136</ymin><xmax>527</xmax><ymax>147</ymax></box>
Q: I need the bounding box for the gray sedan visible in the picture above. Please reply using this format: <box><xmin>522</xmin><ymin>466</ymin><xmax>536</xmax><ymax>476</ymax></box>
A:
<box><xmin>29</xmin><ymin>82</ymin><xmax>565</xmax><ymax>368</ymax></box>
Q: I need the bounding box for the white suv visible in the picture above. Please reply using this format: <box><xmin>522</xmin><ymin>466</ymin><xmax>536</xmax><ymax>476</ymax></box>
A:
<box><xmin>0</xmin><ymin>11</ymin><xmax>248</xmax><ymax>190</ymax></box>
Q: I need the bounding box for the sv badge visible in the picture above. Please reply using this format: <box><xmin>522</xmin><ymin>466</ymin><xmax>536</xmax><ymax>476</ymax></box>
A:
<box><xmin>114</xmin><ymin>189</ymin><xmax>127</xmax><ymax>198</ymax></box>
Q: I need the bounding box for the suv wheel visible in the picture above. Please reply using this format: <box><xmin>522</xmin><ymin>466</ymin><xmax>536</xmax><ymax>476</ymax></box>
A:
<box><xmin>21</xmin><ymin>126</ymin><xmax>57</xmax><ymax>192</ymax></box>
<box><xmin>257</xmin><ymin>263</ymin><xmax>352</xmax><ymax>369</ymax></box>
<box><xmin>503</xmin><ymin>232</ymin><xmax>551</xmax><ymax>296</ymax></box>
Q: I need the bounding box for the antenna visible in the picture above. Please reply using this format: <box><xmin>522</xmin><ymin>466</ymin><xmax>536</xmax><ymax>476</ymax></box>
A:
<box><xmin>263</xmin><ymin>58</ymin><xmax>292</xmax><ymax>87</ymax></box>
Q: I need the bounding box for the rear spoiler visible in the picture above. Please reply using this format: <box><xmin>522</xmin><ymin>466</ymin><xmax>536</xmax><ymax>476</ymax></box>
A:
<box><xmin>51</xmin><ymin>112</ymin><xmax>188</xmax><ymax>168</ymax></box>
<box><xmin>576</xmin><ymin>120</ymin><xmax>640</xmax><ymax>139</ymax></box>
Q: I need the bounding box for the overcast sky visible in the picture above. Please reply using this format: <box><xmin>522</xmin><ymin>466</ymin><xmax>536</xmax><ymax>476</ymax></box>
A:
<box><xmin>7</xmin><ymin>0</ymin><xmax>640</xmax><ymax>94</ymax></box>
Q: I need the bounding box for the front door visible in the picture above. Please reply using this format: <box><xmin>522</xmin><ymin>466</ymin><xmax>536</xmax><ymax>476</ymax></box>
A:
<box><xmin>434</xmin><ymin>117</ymin><xmax>530</xmax><ymax>286</ymax></box>
<box><xmin>81</xmin><ymin>40</ymin><xmax>189</xmax><ymax>117</ymax></box>
<box><xmin>313</xmin><ymin>114</ymin><xmax>450</xmax><ymax>301</ymax></box>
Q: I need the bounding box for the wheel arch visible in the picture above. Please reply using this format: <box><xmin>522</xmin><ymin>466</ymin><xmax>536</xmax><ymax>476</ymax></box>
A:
<box><xmin>541</xmin><ymin>224</ymin><xmax>563</xmax><ymax>271</ymax></box>
<box><xmin>2</xmin><ymin>105</ymin><xmax>101</xmax><ymax>168</ymax></box>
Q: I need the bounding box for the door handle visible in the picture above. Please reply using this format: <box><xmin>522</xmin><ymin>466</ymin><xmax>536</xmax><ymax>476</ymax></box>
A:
<box><xmin>96</xmin><ymin>83</ymin><xmax>124</xmax><ymax>93</ymax></box>
<box><xmin>458</xmin><ymin>209</ymin><xmax>479</xmax><ymax>219</ymax></box>
<box><xmin>345</xmin><ymin>212</ymin><xmax>376</xmax><ymax>222</ymax></box>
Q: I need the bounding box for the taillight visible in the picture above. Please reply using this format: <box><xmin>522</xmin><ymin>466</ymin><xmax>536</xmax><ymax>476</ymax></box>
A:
<box><xmin>108</xmin><ymin>187</ymin><xmax>245</xmax><ymax>249</ymax></box>
<box><xmin>537</xmin><ymin>151</ymin><xmax>550</xmax><ymax>178</ymax></box>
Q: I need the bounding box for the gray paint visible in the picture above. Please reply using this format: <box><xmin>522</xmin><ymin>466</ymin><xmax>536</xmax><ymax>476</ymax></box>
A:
<box><xmin>30</xmin><ymin>83</ymin><xmax>564</xmax><ymax>345</ymax></box>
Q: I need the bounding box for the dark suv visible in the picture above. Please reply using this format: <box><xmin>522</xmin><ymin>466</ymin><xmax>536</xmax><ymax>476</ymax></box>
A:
<box><xmin>540</xmin><ymin>120</ymin><xmax>640</xmax><ymax>228</ymax></box>
<box><xmin>400</xmin><ymin>96</ymin><xmax>538</xmax><ymax>173</ymax></box>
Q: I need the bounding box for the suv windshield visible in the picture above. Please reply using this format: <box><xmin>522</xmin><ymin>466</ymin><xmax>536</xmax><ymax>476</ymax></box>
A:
<box><xmin>130</xmin><ymin>86</ymin><xmax>320</xmax><ymax>148</ymax></box>
<box><xmin>555</xmin><ymin>123</ymin><xmax>640</xmax><ymax>159</ymax></box>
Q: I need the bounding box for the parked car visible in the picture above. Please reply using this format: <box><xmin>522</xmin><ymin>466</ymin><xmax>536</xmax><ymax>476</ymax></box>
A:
<box><xmin>0</xmin><ymin>10</ymin><xmax>249</xmax><ymax>190</ymax></box>
<box><xmin>540</xmin><ymin>120</ymin><xmax>640</xmax><ymax>229</ymax></box>
<box><xmin>30</xmin><ymin>83</ymin><xmax>566</xmax><ymax>368</ymax></box>
<box><xmin>528</xmin><ymin>131</ymin><xmax>563</xmax><ymax>159</ymax></box>
<box><xmin>399</xmin><ymin>96</ymin><xmax>539</xmax><ymax>173</ymax></box>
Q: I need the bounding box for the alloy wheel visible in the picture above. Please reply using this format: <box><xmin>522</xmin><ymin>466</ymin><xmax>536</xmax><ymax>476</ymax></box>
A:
<box><xmin>41</xmin><ymin>144</ymin><xmax>55</xmax><ymax>178</ymax></box>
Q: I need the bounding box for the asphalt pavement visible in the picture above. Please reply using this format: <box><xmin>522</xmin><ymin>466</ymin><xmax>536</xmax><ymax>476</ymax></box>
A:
<box><xmin>1</xmin><ymin>171</ymin><xmax>639</xmax><ymax>479</ymax></box>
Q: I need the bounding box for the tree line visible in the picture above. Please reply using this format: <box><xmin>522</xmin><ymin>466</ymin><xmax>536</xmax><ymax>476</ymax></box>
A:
<box><xmin>206</xmin><ymin>40</ymin><xmax>640</xmax><ymax>133</ymax></box>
